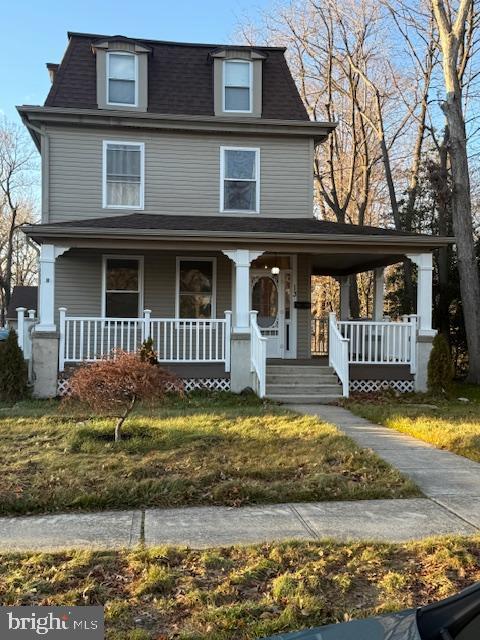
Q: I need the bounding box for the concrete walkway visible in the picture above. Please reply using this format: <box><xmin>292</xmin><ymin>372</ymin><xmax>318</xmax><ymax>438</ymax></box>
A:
<box><xmin>292</xmin><ymin>405</ymin><xmax>480</xmax><ymax>530</ymax></box>
<box><xmin>0</xmin><ymin>405</ymin><xmax>478</xmax><ymax>551</ymax></box>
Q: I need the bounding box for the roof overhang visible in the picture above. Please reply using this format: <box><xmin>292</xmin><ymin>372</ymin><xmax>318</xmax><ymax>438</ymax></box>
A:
<box><xmin>22</xmin><ymin>223</ymin><xmax>453</xmax><ymax>275</ymax></box>
<box><xmin>17</xmin><ymin>106</ymin><xmax>336</xmax><ymax>151</ymax></box>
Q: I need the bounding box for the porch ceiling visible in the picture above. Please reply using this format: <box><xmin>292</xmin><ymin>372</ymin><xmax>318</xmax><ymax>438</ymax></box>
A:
<box><xmin>311</xmin><ymin>252</ymin><xmax>406</xmax><ymax>276</ymax></box>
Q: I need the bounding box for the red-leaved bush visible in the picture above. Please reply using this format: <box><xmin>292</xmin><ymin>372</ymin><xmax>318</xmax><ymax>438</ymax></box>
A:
<box><xmin>66</xmin><ymin>351</ymin><xmax>184</xmax><ymax>440</ymax></box>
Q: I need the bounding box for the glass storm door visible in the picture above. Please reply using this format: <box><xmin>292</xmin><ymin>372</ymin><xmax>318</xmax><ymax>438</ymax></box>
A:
<box><xmin>251</xmin><ymin>271</ymin><xmax>291</xmax><ymax>358</ymax></box>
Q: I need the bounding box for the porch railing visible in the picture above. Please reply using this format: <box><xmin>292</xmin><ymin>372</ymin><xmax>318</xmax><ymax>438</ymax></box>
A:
<box><xmin>337</xmin><ymin>316</ymin><xmax>416</xmax><ymax>371</ymax></box>
<box><xmin>250</xmin><ymin>311</ymin><xmax>267</xmax><ymax>398</ymax></box>
<box><xmin>15</xmin><ymin>307</ymin><xmax>38</xmax><ymax>361</ymax></box>
<box><xmin>328</xmin><ymin>312</ymin><xmax>349</xmax><ymax>397</ymax></box>
<box><xmin>59</xmin><ymin>308</ymin><xmax>232</xmax><ymax>372</ymax></box>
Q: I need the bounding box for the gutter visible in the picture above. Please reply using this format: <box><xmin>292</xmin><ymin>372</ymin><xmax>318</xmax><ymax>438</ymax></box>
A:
<box><xmin>20</xmin><ymin>225</ymin><xmax>454</xmax><ymax>248</ymax></box>
<box><xmin>16</xmin><ymin>106</ymin><xmax>337</xmax><ymax>143</ymax></box>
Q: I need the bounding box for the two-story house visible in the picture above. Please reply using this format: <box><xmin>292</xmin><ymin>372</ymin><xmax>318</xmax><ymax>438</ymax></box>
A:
<box><xmin>18</xmin><ymin>32</ymin><xmax>451</xmax><ymax>399</ymax></box>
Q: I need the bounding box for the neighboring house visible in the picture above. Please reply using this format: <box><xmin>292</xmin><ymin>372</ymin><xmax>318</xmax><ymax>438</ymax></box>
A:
<box><xmin>6</xmin><ymin>286</ymin><xmax>38</xmax><ymax>329</ymax></box>
<box><xmin>18</xmin><ymin>32</ymin><xmax>452</xmax><ymax>400</ymax></box>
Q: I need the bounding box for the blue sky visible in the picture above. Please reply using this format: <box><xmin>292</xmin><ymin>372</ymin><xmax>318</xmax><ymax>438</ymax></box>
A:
<box><xmin>1</xmin><ymin>0</ymin><xmax>269</xmax><ymax>123</ymax></box>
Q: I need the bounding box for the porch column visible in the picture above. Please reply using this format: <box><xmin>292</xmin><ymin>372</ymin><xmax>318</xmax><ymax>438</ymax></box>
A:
<box><xmin>222</xmin><ymin>249</ymin><xmax>264</xmax><ymax>332</ymax></box>
<box><xmin>32</xmin><ymin>244</ymin><xmax>69</xmax><ymax>399</ymax></box>
<box><xmin>408</xmin><ymin>253</ymin><xmax>436</xmax><ymax>392</ymax></box>
<box><xmin>222</xmin><ymin>249</ymin><xmax>264</xmax><ymax>393</ymax></box>
<box><xmin>338</xmin><ymin>276</ymin><xmax>350</xmax><ymax>320</ymax></box>
<box><xmin>36</xmin><ymin>244</ymin><xmax>69</xmax><ymax>332</ymax></box>
<box><xmin>373</xmin><ymin>268</ymin><xmax>385</xmax><ymax>321</ymax></box>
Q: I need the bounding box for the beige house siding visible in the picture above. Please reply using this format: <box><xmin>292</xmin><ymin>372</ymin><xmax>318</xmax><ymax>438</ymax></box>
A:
<box><xmin>296</xmin><ymin>253</ymin><xmax>312</xmax><ymax>359</ymax></box>
<box><xmin>46</xmin><ymin>125</ymin><xmax>314</xmax><ymax>223</ymax></box>
<box><xmin>55</xmin><ymin>249</ymin><xmax>232</xmax><ymax>321</ymax></box>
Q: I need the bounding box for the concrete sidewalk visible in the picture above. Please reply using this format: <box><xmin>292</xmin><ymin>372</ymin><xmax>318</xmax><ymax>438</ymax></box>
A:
<box><xmin>292</xmin><ymin>405</ymin><xmax>480</xmax><ymax>530</ymax></box>
<box><xmin>0</xmin><ymin>497</ymin><xmax>475</xmax><ymax>552</ymax></box>
<box><xmin>0</xmin><ymin>404</ymin><xmax>478</xmax><ymax>552</ymax></box>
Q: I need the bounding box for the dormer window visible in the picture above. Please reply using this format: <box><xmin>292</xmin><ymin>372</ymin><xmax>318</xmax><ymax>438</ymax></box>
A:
<box><xmin>223</xmin><ymin>60</ymin><xmax>252</xmax><ymax>113</ymax></box>
<box><xmin>107</xmin><ymin>52</ymin><xmax>137</xmax><ymax>106</ymax></box>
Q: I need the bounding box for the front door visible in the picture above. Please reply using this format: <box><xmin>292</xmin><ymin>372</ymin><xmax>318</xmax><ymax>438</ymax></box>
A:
<box><xmin>251</xmin><ymin>269</ymin><xmax>293</xmax><ymax>358</ymax></box>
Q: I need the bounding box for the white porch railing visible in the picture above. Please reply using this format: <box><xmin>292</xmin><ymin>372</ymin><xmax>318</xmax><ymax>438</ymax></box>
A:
<box><xmin>337</xmin><ymin>315</ymin><xmax>417</xmax><ymax>372</ymax></box>
<box><xmin>59</xmin><ymin>308</ymin><xmax>232</xmax><ymax>372</ymax></box>
<box><xmin>328</xmin><ymin>312</ymin><xmax>349</xmax><ymax>397</ymax></box>
<box><xmin>250</xmin><ymin>310</ymin><xmax>267</xmax><ymax>398</ymax></box>
<box><xmin>15</xmin><ymin>307</ymin><xmax>38</xmax><ymax>361</ymax></box>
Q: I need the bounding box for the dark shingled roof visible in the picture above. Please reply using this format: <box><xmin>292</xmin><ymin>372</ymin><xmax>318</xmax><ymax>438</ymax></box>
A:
<box><xmin>31</xmin><ymin>213</ymin><xmax>428</xmax><ymax>237</ymax></box>
<box><xmin>45</xmin><ymin>33</ymin><xmax>309</xmax><ymax>121</ymax></box>
<box><xmin>6</xmin><ymin>286</ymin><xmax>38</xmax><ymax>319</ymax></box>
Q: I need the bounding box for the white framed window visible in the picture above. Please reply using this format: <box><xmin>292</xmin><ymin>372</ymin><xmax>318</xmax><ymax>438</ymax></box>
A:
<box><xmin>101</xmin><ymin>255</ymin><xmax>144</xmax><ymax>318</ymax></box>
<box><xmin>102</xmin><ymin>141</ymin><xmax>144</xmax><ymax>209</ymax></box>
<box><xmin>175</xmin><ymin>257</ymin><xmax>217</xmax><ymax>319</ymax></box>
<box><xmin>223</xmin><ymin>59</ymin><xmax>252</xmax><ymax>113</ymax></box>
<box><xmin>107</xmin><ymin>51</ymin><xmax>138</xmax><ymax>106</ymax></box>
<box><xmin>220</xmin><ymin>146</ymin><xmax>260</xmax><ymax>213</ymax></box>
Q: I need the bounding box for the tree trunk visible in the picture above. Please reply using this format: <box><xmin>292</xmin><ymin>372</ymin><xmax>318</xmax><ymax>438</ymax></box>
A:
<box><xmin>444</xmin><ymin>96</ymin><xmax>480</xmax><ymax>381</ymax></box>
<box><xmin>436</xmin><ymin>131</ymin><xmax>451</xmax><ymax>339</ymax></box>
<box><xmin>349</xmin><ymin>276</ymin><xmax>360</xmax><ymax>318</ymax></box>
<box><xmin>114</xmin><ymin>396</ymin><xmax>136</xmax><ymax>442</ymax></box>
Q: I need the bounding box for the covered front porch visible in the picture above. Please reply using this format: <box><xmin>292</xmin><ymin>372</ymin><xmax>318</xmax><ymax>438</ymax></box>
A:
<box><xmin>21</xmin><ymin>214</ymin><xmax>448</xmax><ymax>399</ymax></box>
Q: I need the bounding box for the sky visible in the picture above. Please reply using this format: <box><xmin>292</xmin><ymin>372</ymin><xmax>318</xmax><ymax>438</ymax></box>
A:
<box><xmin>0</xmin><ymin>0</ymin><xmax>270</xmax><ymax>123</ymax></box>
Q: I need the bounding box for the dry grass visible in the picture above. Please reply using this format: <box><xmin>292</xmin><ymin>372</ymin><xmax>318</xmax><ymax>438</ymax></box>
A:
<box><xmin>0</xmin><ymin>536</ymin><xmax>478</xmax><ymax>638</ymax></box>
<box><xmin>0</xmin><ymin>393</ymin><xmax>418</xmax><ymax>515</ymax></box>
<box><xmin>347</xmin><ymin>384</ymin><xmax>480</xmax><ymax>462</ymax></box>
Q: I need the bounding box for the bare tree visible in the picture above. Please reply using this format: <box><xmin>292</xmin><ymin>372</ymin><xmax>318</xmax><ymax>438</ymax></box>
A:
<box><xmin>431</xmin><ymin>0</ymin><xmax>480</xmax><ymax>382</ymax></box>
<box><xmin>0</xmin><ymin>120</ymin><xmax>38</xmax><ymax>323</ymax></box>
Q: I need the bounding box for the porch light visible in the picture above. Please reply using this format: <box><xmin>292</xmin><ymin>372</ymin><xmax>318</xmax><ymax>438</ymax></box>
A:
<box><xmin>271</xmin><ymin>266</ymin><xmax>280</xmax><ymax>275</ymax></box>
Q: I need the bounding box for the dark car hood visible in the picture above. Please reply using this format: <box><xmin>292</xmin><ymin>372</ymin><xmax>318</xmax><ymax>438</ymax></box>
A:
<box><xmin>262</xmin><ymin>610</ymin><xmax>420</xmax><ymax>640</ymax></box>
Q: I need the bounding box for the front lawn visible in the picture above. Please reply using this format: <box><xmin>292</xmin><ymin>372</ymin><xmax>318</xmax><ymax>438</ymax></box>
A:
<box><xmin>0</xmin><ymin>393</ymin><xmax>418</xmax><ymax>515</ymax></box>
<box><xmin>1</xmin><ymin>536</ymin><xmax>479</xmax><ymax>639</ymax></box>
<box><xmin>347</xmin><ymin>384</ymin><xmax>480</xmax><ymax>462</ymax></box>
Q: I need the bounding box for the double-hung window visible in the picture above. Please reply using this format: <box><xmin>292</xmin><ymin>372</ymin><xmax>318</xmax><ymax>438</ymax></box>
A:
<box><xmin>107</xmin><ymin>52</ymin><xmax>137</xmax><ymax>106</ymax></box>
<box><xmin>176</xmin><ymin>258</ymin><xmax>216</xmax><ymax>319</ymax></box>
<box><xmin>103</xmin><ymin>256</ymin><xmax>143</xmax><ymax>318</ymax></box>
<box><xmin>223</xmin><ymin>60</ymin><xmax>252</xmax><ymax>112</ymax></box>
<box><xmin>103</xmin><ymin>141</ymin><xmax>144</xmax><ymax>209</ymax></box>
<box><xmin>220</xmin><ymin>147</ymin><xmax>259</xmax><ymax>213</ymax></box>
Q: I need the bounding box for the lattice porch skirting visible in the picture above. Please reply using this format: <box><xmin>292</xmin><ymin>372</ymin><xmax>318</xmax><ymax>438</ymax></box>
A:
<box><xmin>350</xmin><ymin>379</ymin><xmax>414</xmax><ymax>394</ymax></box>
<box><xmin>57</xmin><ymin>376</ymin><xmax>231</xmax><ymax>397</ymax></box>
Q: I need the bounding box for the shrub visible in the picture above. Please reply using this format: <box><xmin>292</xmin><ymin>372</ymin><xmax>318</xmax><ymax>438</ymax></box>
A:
<box><xmin>428</xmin><ymin>333</ymin><xmax>454</xmax><ymax>395</ymax></box>
<box><xmin>66</xmin><ymin>351</ymin><xmax>184</xmax><ymax>440</ymax></box>
<box><xmin>0</xmin><ymin>328</ymin><xmax>28</xmax><ymax>402</ymax></box>
<box><xmin>139</xmin><ymin>337</ymin><xmax>158</xmax><ymax>365</ymax></box>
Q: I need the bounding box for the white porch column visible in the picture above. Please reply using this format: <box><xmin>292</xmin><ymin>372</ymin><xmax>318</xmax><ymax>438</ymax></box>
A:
<box><xmin>408</xmin><ymin>253</ymin><xmax>435</xmax><ymax>335</ymax></box>
<box><xmin>222</xmin><ymin>249</ymin><xmax>264</xmax><ymax>332</ymax></box>
<box><xmin>36</xmin><ymin>244</ymin><xmax>69</xmax><ymax>332</ymax></box>
<box><xmin>222</xmin><ymin>249</ymin><xmax>264</xmax><ymax>393</ymax></box>
<box><xmin>408</xmin><ymin>253</ymin><xmax>436</xmax><ymax>392</ymax></box>
<box><xmin>373</xmin><ymin>267</ymin><xmax>385</xmax><ymax>321</ymax></box>
<box><xmin>338</xmin><ymin>276</ymin><xmax>350</xmax><ymax>320</ymax></box>
<box><xmin>32</xmin><ymin>244</ymin><xmax>69</xmax><ymax>399</ymax></box>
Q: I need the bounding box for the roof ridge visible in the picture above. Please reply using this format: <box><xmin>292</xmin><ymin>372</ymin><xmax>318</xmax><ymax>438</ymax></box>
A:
<box><xmin>66</xmin><ymin>31</ymin><xmax>287</xmax><ymax>51</ymax></box>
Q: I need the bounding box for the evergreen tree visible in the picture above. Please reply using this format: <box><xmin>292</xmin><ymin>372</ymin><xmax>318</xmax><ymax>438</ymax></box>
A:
<box><xmin>0</xmin><ymin>329</ymin><xmax>28</xmax><ymax>402</ymax></box>
<box><xmin>427</xmin><ymin>333</ymin><xmax>454</xmax><ymax>395</ymax></box>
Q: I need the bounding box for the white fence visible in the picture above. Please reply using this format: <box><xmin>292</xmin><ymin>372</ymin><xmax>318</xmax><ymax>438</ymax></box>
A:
<box><xmin>250</xmin><ymin>311</ymin><xmax>267</xmax><ymax>398</ymax></box>
<box><xmin>337</xmin><ymin>316</ymin><xmax>416</xmax><ymax>371</ymax></box>
<box><xmin>14</xmin><ymin>307</ymin><xmax>38</xmax><ymax>361</ymax></box>
<box><xmin>59</xmin><ymin>308</ymin><xmax>232</xmax><ymax>372</ymax></box>
<box><xmin>328</xmin><ymin>313</ymin><xmax>349</xmax><ymax>397</ymax></box>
